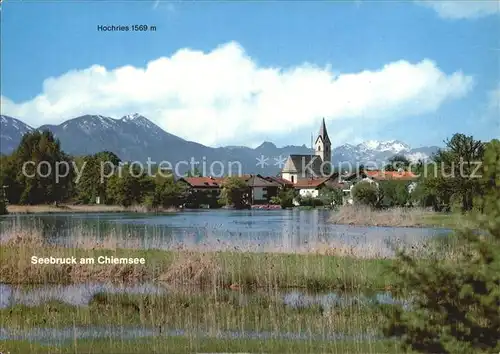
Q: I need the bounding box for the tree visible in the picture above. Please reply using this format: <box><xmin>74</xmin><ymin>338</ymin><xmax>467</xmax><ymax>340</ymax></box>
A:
<box><xmin>105</xmin><ymin>163</ymin><xmax>154</xmax><ymax>207</ymax></box>
<box><xmin>0</xmin><ymin>190</ymin><xmax>7</xmax><ymax>215</ymax></box>
<box><xmin>219</xmin><ymin>177</ymin><xmax>250</xmax><ymax>209</ymax></box>
<box><xmin>270</xmin><ymin>187</ymin><xmax>297</xmax><ymax>209</ymax></box>
<box><xmin>11</xmin><ymin>131</ymin><xmax>74</xmax><ymax>204</ymax></box>
<box><xmin>352</xmin><ymin>181</ymin><xmax>379</xmax><ymax>207</ymax></box>
<box><xmin>0</xmin><ymin>154</ymin><xmax>22</xmax><ymax>204</ymax></box>
<box><xmin>413</xmin><ymin>162</ymin><xmax>453</xmax><ymax>211</ymax></box>
<box><xmin>147</xmin><ymin>174</ymin><xmax>187</xmax><ymax>210</ymax></box>
<box><xmin>298</xmin><ymin>195</ymin><xmax>324</xmax><ymax>207</ymax></box>
<box><xmin>318</xmin><ymin>186</ymin><xmax>343</xmax><ymax>208</ymax></box>
<box><xmin>432</xmin><ymin>133</ymin><xmax>485</xmax><ymax>212</ymax></box>
<box><xmin>385</xmin><ymin>155</ymin><xmax>410</xmax><ymax>172</ymax></box>
<box><xmin>381</xmin><ymin>139</ymin><xmax>500</xmax><ymax>353</ymax></box>
<box><xmin>75</xmin><ymin>152</ymin><xmax>121</xmax><ymax>204</ymax></box>
<box><xmin>185</xmin><ymin>167</ymin><xmax>202</xmax><ymax>177</ymax></box>
<box><xmin>379</xmin><ymin>180</ymin><xmax>410</xmax><ymax>208</ymax></box>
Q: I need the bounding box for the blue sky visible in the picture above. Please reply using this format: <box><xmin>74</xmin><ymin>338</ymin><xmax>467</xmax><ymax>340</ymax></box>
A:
<box><xmin>1</xmin><ymin>0</ymin><xmax>499</xmax><ymax>148</ymax></box>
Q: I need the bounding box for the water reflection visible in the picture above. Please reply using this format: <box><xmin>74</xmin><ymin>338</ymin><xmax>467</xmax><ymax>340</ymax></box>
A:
<box><xmin>0</xmin><ymin>283</ymin><xmax>166</xmax><ymax>308</ymax></box>
<box><xmin>0</xmin><ymin>283</ymin><xmax>409</xmax><ymax>310</ymax></box>
<box><xmin>0</xmin><ymin>209</ymin><xmax>449</xmax><ymax>256</ymax></box>
<box><xmin>283</xmin><ymin>290</ymin><xmax>410</xmax><ymax>310</ymax></box>
<box><xmin>0</xmin><ymin>325</ymin><xmax>379</xmax><ymax>344</ymax></box>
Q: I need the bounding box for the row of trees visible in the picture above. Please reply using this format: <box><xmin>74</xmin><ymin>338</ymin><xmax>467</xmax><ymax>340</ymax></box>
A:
<box><xmin>0</xmin><ymin>131</ymin><xmax>303</xmax><ymax>211</ymax></box>
<box><xmin>351</xmin><ymin>179</ymin><xmax>415</xmax><ymax>208</ymax></box>
<box><xmin>351</xmin><ymin>133</ymin><xmax>493</xmax><ymax>213</ymax></box>
<box><xmin>0</xmin><ymin>130</ymin><xmax>348</xmax><ymax>211</ymax></box>
<box><xmin>0</xmin><ymin>131</ymin><xmax>492</xmax><ymax>213</ymax></box>
<box><xmin>0</xmin><ymin>131</ymin><xmax>189</xmax><ymax>210</ymax></box>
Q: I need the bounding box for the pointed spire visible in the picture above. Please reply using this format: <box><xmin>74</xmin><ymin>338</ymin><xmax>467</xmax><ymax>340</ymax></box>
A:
<box><xmin>319</xmin><ymin>117</ymin><xmax>330</xmax><ymax>143</ymax></box>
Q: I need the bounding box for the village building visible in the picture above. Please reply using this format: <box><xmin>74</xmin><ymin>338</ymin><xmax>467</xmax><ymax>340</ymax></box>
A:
<box><xmin>240</xmin><ymin>174</ymin><xmax>280</xmax><ymax>204</ymax></box>
<box><xmin>179</xmin><ymin>174</ymin><xmax>281</xmax><ymax>206</ymax></box>
<box><xmin>177</xmin><ymin>176</ymin><xmax>224</xmax><ymax>208</ymax></box>
<box><xmin>281</xmin><ymin>118</ymin><xmax>332</xmax><ymax>184</ymax></box>
<box><xmin>263</xmin><ymin>176</ymin><xmax>294</xmax><ymax>189</ymax></box>
<box><xmin>340</xmin><ymin>170</ymin><xmax>418</xmax><ymax>205</ymax></box>
<box><xmin>294</xmin><ymin>177</ymin><xmax>334</xmax><ymax>198</ymax></box>
<box><xmin>280</xmin><ymin>118</ymin><xmax>339</xmax><ymax>198</ymax></box>
<box><xmin>179</xmin><ymin>118</ymin><xmax>420</xmax><ymax>208</ymax></box>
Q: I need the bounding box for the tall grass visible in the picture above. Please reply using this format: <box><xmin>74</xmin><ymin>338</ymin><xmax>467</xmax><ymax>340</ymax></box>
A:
<box><xmin>329</xmin><ymin>206</ymin><xmax>429</xmax><ymax>227</ymax></box>
<box><xmin>5</xmin><ymin>204</ymin><xmax>178</xmax><ymax>214</ymax></box>
<box><xmin>0</xmin><ymin>223</ymin><xmax>433</xmax><ymax>353</ymax></box>
<box><xmin>330</xmin><ymin>205</ymin><xmax>475</xmax><ymax>229</ymax></box>
<box><xmin>0</xmin><ymin>223</ymin><xmax>397</xmax><ymax>290</ymax></box>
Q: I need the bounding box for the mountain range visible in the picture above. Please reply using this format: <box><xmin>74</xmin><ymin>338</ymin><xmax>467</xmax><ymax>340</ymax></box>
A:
<box><xmin>0</xmin><ymin>114</ymin><xmax>440</xmax><ymax>175</ymax></box>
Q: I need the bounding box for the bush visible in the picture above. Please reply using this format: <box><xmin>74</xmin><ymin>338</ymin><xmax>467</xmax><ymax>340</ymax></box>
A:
<box><xmin>219</xmin><ymin>177</ymin><xmax>250</xmax><ymax>209</ymax></box>
<box><xmin>0</xmin><ymin>197</ymin><xmax>7</xmax><ymax>215</ymax></box>
<box><xmin>278</xmin><ymin>188</ymin><xmax>296</xmax><ymax>208</ymax></box>
<box><xmin>318</xmin><ymin>186</ymin><xmax>343</xmax><ymax>208</ymax></box>
<box><xmin>381</xmin><ymin>139</ymin><xmax>500</xmax><ymax>353</ymax></box>
<box><xmin>379</xmin><ymin>180</ymin><xmax>410</xmax><ymax>208</ymax></box>
<box><xmin>351</xmin><ymin>181</ymin><xmax>379</xmax><ymax>207</ymax></box>
<box><xmin>299</xmin><ymin>195</ymin><xmax>324</xmax><ymax>207</ymax></box>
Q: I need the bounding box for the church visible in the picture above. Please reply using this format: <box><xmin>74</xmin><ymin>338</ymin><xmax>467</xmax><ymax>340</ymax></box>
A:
<box><xmin>281</xmin><ymin>118</ymin><xmax>333</xmax><ymax>184</ymax></box>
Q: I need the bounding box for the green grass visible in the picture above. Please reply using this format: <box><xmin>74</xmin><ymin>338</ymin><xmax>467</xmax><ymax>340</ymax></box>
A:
<box><xmin>0</xmin><ymin>244</ymin><xmax>395</xmax><ymax>291</ymax></box>
<box><xmin>0</xmin><ymin>337</ymin><xmax>406</xmax><ymax>353</ymax></box>
<box><xmin>0</xmin><ymin>291</ymin><xmax>387</xmax><ymax>334</ymax></box>
<box><xmin>419</xmin><ymin>212</ymin><xmax>475</xmax><ymax>228</ymax></box>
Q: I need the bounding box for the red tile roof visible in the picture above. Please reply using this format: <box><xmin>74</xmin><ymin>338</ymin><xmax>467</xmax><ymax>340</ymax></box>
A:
<box><xmin>265</xmin><ymin>176</ymin><xmax>294</xmax><ymax>186</ymax></box>
<box><xmin>179</xmin><ymin>175</ymin><xmax>281</xmax><ymax>188</ymax></box>
<box><xmin>365</xmin><ymin>170</ymin><xmax>417</xmax><ymax>181</ymax></box>
<box><xmin>325</xmin><ymin>180</ymin><xmax>348</xmax><ymax>189</ymax></box>
<box><xmin>179</xmin><ymin>177</ymin><xmax>225</xmax><ymax>188</ymax></box>
<box><xmin>293</xmin><ymin>177</ymin><xmax>331</xmax><ymax>189</ymax></box>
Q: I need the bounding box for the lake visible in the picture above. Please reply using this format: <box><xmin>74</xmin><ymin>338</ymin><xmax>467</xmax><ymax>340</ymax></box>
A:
<box><xmin>0</xmin><ymin>209</ymin><xmax>448</xmax><ymax>257</ymax></box>
<box><xmin>2</xmin><ymin>209</ymin><xmax>429</xmax><ymax>347</ymax></box>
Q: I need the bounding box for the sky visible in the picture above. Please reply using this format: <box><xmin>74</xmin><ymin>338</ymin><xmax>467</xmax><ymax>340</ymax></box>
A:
<box><xmin>1</xmin><ymin>0</ymin><xmax>499</xmax><ymax>149</ymax></box>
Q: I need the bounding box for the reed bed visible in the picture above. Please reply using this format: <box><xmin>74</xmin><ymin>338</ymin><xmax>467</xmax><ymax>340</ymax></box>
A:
<box><xmin>0</xmin><ymin>337</ymin><xmax>401</xmax><ymax>353</ymax></box>
<box><xmin>0</xmin><ymin>222</ymin><xmax>461</xmax><ymax>289</ymax></box>
<box><xmin>0</xmin><ymin>225</ymin><xmax>397</xmax><ymax>290</ymax></box>
<box><xmin>1</xmin><ymin>290</ymin><xmax>385</xmax><ymax>333</ymax></box>
<box><xmin>329</xmin><ymin>206</ymin><xmax>431</xmax><ymax>227</ymax></box>
<box><xmin>0</xmin><ymin>224</ymin><xmax>425</xmax><ymax>353</ymax></box>
<box><xmin>5</xmin><ymin>204</ymin><xmax>178</xmax><ymax>214</ymax></box>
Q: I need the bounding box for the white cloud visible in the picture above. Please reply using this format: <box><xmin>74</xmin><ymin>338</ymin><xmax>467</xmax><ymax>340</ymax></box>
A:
<box><xmin>489</xmin><ymin>84</ymin><xmax>500</xmax><ymax>109</ymax></box>
<box><xmin>487</xmin><ymin>84</ymin><xmax>500</xmax><ymax>131</ymax></box>
<box><xmin>1</xmin><ymin>41</ymin><xmax>474</xmax><ymax>147</ymax></box>
<box><xmin>417</xmin><ymin>0</ymin><xmax>500</xmax><ymax>19</ymax></box>
<box><xmin>153</xmin><ymin>0</ymin><xmax>176</xmax><ymax>13</ymax></box>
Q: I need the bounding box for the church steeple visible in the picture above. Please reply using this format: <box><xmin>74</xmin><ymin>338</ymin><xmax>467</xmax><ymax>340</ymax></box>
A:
<box><xmin>318</xmin><ymin>117</ymin><xmax>331</xmax><ymax>145</ymax></box>
<box><xmin>314</xmin><ymin>118</ymin><xmax>332</xmax><ymax>167</ymax></box>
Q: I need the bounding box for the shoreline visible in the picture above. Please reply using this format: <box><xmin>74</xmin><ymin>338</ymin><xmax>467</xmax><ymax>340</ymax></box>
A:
<box><xmin>3</xmin><ymin>204</ymin><xmax>461</xmax><ymax>229</ymax></box>
<box><xmin>4</xmin><ymin>204</ymin><xmax>179</xmax><ymax>215</ymax></box>
<box><xmin>329</xmin><ymin>206</ymin><xmax>464</xmax><ymax>229</ymax></box>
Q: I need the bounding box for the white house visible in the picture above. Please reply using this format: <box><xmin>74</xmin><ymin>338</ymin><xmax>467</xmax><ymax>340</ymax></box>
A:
<box><xmin>293</xmin><ymin>177</ymin><xmax>334</xmax><ymax>199</ymax></box>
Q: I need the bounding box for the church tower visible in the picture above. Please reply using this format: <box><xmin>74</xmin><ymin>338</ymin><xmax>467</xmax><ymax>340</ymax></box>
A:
<box><xmin>314</xmin><ymin>118</ymin><xmax>331</xmax><ymax>164</ymax></box>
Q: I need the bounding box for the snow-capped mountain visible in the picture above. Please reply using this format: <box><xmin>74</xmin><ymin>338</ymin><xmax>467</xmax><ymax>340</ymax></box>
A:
<box><xmin>35</xmin><ymin>114</ymin><xmax>204</xmax><ymax>162</ymax></box>
<box><xmin>0</xmin><ymin>114</ymin><xmax>439</xmax><ymax>173</ymax></box>
<box><xmin>358</xmin><ymin>140</ymin><xmax>410</xmax><ymax>154</ymax></box>
<box><xmin>334</xmin><ymin>140</ymin><xmax>437</xmax><ymax>165</ymax></box>
<box><xmin>0</xmin><ymin>115</ymin><xmax>34</xmax><ymax>153</ymax></box>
